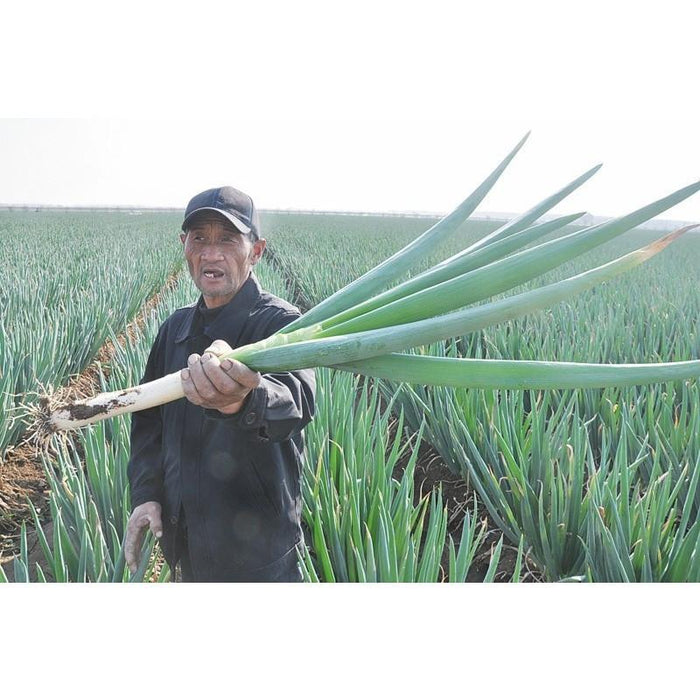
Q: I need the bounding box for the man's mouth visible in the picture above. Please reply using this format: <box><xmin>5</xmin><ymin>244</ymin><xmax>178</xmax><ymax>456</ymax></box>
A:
<box><xmin>202</xmin><ymin>268</ymin><xmax>225</xmax><ymax>280</ymax></box>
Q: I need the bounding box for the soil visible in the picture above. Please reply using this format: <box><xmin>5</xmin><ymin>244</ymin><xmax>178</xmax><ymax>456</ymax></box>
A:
<box><xmin>0</xmin><ymin>444</ymin><xmax>51</xmax><ymax>577</ymax></box>
<box><xmin>389</xmin><ymin>424</ymin><xmax>542</xmax><ymax>582</ymax></box>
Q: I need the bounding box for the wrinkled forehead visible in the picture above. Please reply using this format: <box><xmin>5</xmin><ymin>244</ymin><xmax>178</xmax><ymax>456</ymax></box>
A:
<box><xmin>185</xmin><ymin>211</ymin><xmax>240</xmax><ymax>233</ymax></box>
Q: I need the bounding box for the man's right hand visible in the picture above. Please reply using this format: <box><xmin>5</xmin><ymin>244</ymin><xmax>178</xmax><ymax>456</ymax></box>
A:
<box><xmin>125</xmin><ymin>501</ymin><xmax>163</xmax><ymax>575</ymax></box>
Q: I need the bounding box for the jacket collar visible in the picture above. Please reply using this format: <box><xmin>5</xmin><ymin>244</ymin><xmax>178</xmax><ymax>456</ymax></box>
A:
<box><xmin>174</xmin><ymin>272</ymin><xmax>263</xmax><ymax>348</ymax></box>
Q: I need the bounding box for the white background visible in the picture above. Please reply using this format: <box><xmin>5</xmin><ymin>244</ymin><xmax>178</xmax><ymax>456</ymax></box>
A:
<box><xmin>3</xmin><ymin>0</ymin><xmax>699</xmax><ymax>695</ymax></box>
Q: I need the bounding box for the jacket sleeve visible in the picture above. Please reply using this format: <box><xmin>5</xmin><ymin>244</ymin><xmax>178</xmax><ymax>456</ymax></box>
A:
<box><xmin>205</xmin><ymin>310</ymin><xmax>316</xmax><ymax>443</ymax></box>
<box><xmin>127</xmin><ymin>324</ymin><xmax>166</xmax><ymax>508</ymax></box>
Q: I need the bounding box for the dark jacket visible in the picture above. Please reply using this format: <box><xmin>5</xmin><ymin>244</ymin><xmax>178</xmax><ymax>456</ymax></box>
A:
<box><xmin>127</xmin><ymin>273</ymin><xmax>316</xmax><ymax>581</ymax></box>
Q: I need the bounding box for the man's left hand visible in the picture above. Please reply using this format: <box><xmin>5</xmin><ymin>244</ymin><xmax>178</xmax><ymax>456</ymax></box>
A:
<box><xmin>180</xmin><ymin>339</ymin><xmax>261</xmax><ymax>414</ymax></box>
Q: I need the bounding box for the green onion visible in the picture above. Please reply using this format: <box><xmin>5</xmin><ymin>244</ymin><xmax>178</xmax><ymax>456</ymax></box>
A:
<box><xmin>40</xmin><ymin>142</ymin><xmax>700</xmax><ymax>434</ymax></box>
<box><xmin>336</xmin><ymin>354</ymin><xmax>700</xmax><ymax>390</ymax></box>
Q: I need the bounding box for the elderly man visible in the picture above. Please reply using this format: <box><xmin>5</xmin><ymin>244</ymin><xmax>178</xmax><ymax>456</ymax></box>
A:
<box><xmin>125</xmin><ymin>186</ymin><xmax>316</xmax><ymax>582</ymax></box>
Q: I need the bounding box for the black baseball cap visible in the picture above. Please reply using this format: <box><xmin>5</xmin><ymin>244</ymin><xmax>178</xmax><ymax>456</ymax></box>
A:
<box><xmin>182</xmin><ymin>186</ymin><xmax>261</xmax><ymax>239</ymax></box>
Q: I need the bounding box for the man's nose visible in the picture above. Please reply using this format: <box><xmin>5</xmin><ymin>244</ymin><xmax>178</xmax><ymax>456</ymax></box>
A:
<box><xmin>200</xmin><ymin>242</ymin><xmax>225</xmax><ymax>259</ymax></box>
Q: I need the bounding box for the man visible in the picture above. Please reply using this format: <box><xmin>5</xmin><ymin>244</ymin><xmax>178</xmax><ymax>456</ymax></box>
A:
<box><xmin>124</xmin><ymin>186</ymin><xmax>316</xmax><ymax>582</ymax></box>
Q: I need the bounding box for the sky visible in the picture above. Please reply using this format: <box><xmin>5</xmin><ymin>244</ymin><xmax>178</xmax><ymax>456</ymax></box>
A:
<box><xmin>2</xmin><ymin>118</ymin><xmax>699</xmax><ymax>223</ymax></box>
<box><xmin>2</xmin><ymin>1</ymin><xmax>699</xmax><ymax>224</ymax></box>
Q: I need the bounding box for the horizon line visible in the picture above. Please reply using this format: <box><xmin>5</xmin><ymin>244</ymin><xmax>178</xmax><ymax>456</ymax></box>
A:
<box><xmin>0</xmin><ymin>204</ymin><xmax>697</xmax><ymax>228</ymax></box>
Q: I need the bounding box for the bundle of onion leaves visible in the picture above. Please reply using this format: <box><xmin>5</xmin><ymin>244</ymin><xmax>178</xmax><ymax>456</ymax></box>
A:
<box><xmin>43</xmin><ymin>133</ymin><xmax>700</xmax><ymax>433</ymax></box>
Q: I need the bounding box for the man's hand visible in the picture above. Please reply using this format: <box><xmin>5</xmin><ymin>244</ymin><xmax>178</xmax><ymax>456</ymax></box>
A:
<box><xmin>125</xmin><ymin>501</ymin><xmax>163</xmax><ymax>575</ymax></box>
<box><xmin>180</xmin><ymin>339</ymin><xmax>262</xmax><ymax>414</ymax></box>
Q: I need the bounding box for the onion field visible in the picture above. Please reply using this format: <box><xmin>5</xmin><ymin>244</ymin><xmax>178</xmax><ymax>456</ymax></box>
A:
<box><xmin>0</xmin><ymin>211</ymin><xmax>184</xmax><ymax>456</ymax></box>
<box><xmin>1</xmin><ymin>207</ymin><xmax>699</xmax><ymax>582</ymax></box>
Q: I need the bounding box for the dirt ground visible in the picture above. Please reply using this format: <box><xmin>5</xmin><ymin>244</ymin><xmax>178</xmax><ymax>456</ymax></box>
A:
<box><xmin>392</xmin><ymin>435</ymin><xmax>542</xmax><ymax>582</ymax></box>
<box><xmin>0</xmin><ymin>444</ymin><xmax>51</xmax><ymax>577</ymax></box>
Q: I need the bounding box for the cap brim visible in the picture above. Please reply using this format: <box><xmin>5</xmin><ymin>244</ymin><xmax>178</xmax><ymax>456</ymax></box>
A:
<box><xmin>182</xmin><ymin>207</ymin><xmax>253</xmax><ymax>235</ymax></box>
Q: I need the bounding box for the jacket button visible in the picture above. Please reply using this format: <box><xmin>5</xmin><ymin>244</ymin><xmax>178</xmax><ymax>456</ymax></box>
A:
<box><xmin>244</xmin><ymin>412</ymin><xmax>257</xmax><ymax>425</ymax></box>
<box><xmin>170</xmin><ymin>516</ymin><xmax>178</xmax><ymax>525</ymax></box>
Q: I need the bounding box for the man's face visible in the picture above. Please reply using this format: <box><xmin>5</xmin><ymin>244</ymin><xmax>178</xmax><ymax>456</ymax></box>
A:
<box><xmin>180</xmin><ymin>214</ymin><xmax>266</xmax><ymax>308</ymax></box>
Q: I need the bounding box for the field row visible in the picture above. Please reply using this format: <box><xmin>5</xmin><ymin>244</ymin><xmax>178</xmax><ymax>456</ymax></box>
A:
<box><xmin>0</xmin><ymin>211</ymin><xmax>183</xmax><ymax>455</ymax></box>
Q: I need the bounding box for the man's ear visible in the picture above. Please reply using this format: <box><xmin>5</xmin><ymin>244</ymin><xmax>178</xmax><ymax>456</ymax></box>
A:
<box><xmin>250</xmin><ymin>238</ymin><xmax>267</xmax><ymax>264</ymax></box>
<box><xmin>180</xmin><ymin>232</ymin><xmax>187</xmax><ymax>245</ymax></box>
